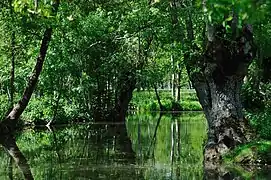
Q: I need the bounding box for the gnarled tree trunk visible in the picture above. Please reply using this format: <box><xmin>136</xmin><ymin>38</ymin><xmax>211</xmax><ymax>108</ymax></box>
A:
<box><xmin>191</xmin><ymin>24</ymin><xmax>257</xmax><ymax>163</ymax></box>
<box><xmin>182</xmin><ymin>0</ymin><xmax>257</xmax><ymax>163</ymax></box>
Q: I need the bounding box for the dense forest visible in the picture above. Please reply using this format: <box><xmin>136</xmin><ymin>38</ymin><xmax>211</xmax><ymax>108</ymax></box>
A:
<box><xmin>0</xmin><ymin>0</ymin><xmax>270</xmax><ymax>179</ymax></box>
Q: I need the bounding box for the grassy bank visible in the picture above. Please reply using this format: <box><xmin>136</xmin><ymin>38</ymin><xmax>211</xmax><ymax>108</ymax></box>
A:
<box><xmin>130</xmin><ymin>89</ymin><xmax>202</xmax><ymax>112</ymax></box>
<box><xmin>223</xmin><ymin>140</ymin><xmax>271</xmax><ymax>165</ymax></box>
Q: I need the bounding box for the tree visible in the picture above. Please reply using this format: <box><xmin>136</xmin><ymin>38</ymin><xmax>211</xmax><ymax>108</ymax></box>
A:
<box><xmin>184</xmin><ymin>0</ymin><xmax>258</xmax><ymax>162</ymax></box>
<box><xmin>0</xmin><ymin>1</ymin><xmax>60</xmax><ymax>178</ymax></box>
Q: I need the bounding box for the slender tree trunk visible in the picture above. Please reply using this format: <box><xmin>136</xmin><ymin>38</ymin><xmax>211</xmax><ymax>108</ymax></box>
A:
<box><xmin>154</xmin><ymin>84</ymin><xmax>164</xmax><ymax>111</ymax></box>
<box><xmin>171</xmin><ymin>55</ymin><xmax>176</xmax><ymax>99</ymax></box>
<box><xmin>2</xmin><ymin>28</ymin><xmax>52</xmax><ymax>128</ymax></box>
<box><xmin>46</xmin><ymin>91</ymin><xmax>62</xmax><ymax>126</ymax></box>
<box><xmin>9</xmin><ymin>31</ymin><xmax>15</xmax><ymax>106</ymax></box>
<box><xmin>176</xmin><ymin>63</ymin><xmax>181</xmax><ymax>101</ymax></box>
<box><xmin>0</xmin><ymin>0</ymin><xmax>60</xmax><ymax>138</ymax></box>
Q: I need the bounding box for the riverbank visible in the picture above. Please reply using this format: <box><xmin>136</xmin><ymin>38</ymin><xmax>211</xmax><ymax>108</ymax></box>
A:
<box><xmin>223</xmin><ymin>140</ymin><xmax>271</xmax><ymax>165</ymax></box>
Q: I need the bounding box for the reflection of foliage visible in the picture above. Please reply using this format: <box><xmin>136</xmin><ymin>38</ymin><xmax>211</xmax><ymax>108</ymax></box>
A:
<box><xmin>0</xmin><ymin>113</ymin><xmax>270</xmax><ymax>179</ymax></box>
<box><xmin>0</xmin><ymin>124</ymin><xmax>136</xmax><ymax>179</ymax></box>
<box><xmin>127</xmin><ymin>112</ymin><xmax>207</xmax><ymax>179</ymax></box>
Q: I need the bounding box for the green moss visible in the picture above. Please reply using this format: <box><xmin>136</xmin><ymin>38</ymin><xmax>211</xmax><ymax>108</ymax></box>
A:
<box><xmin>223</xmin><ymin>140</ymin><xmax>271</xmax><ymax>165</ymax></box>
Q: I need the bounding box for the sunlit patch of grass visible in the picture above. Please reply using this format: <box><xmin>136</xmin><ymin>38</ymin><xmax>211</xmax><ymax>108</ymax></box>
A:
<box><xmin>131</xmin><ymin>90</ymin><xmax>202</xmax><ymax>112</ymax></box>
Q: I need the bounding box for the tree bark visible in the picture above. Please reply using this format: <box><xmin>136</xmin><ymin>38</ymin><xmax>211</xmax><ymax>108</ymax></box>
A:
<box><xmin>191</xmin><ymin>25</ymin><xmax>256</xmax><ymax>163</ymax></box>
<box><xmin>176</xmin><ymin>63</ymin><xmax>181</xmax><ymax>101</ymax></box>
<box><xmin>1</xmin><ymin>28</ymin><xmax>52</xmax><ymax>130</ymax></box>
<box><xmin>182</xmin><ymin>2</ymin><xmax>257</xmax><ymax>163</ymax></box>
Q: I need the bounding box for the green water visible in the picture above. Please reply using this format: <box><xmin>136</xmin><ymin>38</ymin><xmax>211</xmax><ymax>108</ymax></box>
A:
<box><xmin>0</xmin><ymin>112</ymin><xmax>270</xmax><ymax>179</ymax></box>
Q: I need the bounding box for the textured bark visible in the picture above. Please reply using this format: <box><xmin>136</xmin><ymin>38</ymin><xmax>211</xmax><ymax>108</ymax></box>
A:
<box><xmin>192</xmin><ymin>25</ymin><xmax>257</xmax><ymax>163</ymax></box>
<box><xmin>180</xmin><ymin>0</ymin><xmax>257</xmax><ymax>163</ymax></box>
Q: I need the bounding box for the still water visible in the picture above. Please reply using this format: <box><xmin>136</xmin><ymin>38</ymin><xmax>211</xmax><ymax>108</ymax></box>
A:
<box><xmin>0</xmin><ymin>112</ymin><xmax>270</xmax><ymax>179</ymax></box>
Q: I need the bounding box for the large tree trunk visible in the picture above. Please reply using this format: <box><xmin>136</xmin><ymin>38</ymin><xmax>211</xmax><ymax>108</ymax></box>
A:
<box><xmin>180</xmin><ymin>0</ymin><xmax>257</xmax><ymax>162</ymax></box>
<box><xmin>191</xmin><ymin>24</ymin><xmax>257</xmax><ymax>163</ymax></box>
<box><xmin>194</xmin><ymin>75</ymin><xmax>252</xmax><ymax>162</ymax></box>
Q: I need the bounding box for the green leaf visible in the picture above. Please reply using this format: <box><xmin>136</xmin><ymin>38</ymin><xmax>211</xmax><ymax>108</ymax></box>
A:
<box><xmin>225</xmin><ymin>16</ymin><xmax>233</xmax><ymax>21</ymax></box>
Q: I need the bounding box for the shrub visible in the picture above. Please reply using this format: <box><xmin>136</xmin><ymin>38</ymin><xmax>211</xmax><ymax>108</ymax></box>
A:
<box><xmin>149</xmin><ymin>102</ymin><xmax>159</xmax><ymax>111</ymax></box>
<box><xmin>248</xmin><ymin>109</ymin><xmax>271</xmax><ymax>140</ymax></box>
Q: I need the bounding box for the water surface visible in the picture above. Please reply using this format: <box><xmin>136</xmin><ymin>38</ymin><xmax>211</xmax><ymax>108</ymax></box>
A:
<box><xmin>0</xmin><ymin>112</ymin><xmax>270</xmax><ymax>179</ymax></box>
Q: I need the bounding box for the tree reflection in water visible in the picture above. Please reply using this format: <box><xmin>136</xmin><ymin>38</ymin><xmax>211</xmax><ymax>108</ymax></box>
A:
<box><xmin>0</xmin><ymin>113</ymin><xmax>270</xmax><ymax>180</ymax></box>
<box><xmin>0</xmin><ymin>135</ymin><xmax>34</xmax><ymax>180</ymax></box>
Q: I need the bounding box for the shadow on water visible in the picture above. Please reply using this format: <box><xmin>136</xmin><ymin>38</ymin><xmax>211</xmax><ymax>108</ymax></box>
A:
<box><xmin>0</xmin><ymin>112</ymin><xmax>270</xmax><ymax>179</ymax></box>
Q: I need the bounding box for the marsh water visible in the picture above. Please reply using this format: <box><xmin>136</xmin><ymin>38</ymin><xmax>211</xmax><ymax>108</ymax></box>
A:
<box><xmin>0</xmin><ymin>112</ymin><xmax>270</xmax><ymax>180</ymax></box>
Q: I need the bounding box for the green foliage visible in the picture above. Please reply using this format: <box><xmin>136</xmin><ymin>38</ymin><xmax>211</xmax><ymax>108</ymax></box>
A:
<box><xmin>242</xmin><ymin>82</ymin><xmax>265</xmax><ymax>111</ymax></box>
<box><xmin>0</xmin><ymin>95</ymin><xmax>9</xmax><ymax>119</ymax></box>
<box><xmin>247</xmin><ymin>109</ymin><xmax>271</xmax><ymax>140</ymax></box>
<box><xmin>0</xmin><ymin>0</ymin><xmax>269</xmax><ymax>132</ymax></box>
